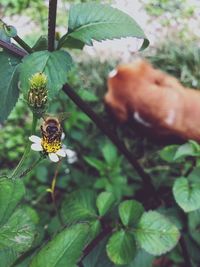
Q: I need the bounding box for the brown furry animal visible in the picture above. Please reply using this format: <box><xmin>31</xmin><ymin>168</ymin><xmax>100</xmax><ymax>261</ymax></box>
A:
<box><xmin>105</xmin><ymin>60</ymin><xmax>200</xmax><ymax>142</ymax></box>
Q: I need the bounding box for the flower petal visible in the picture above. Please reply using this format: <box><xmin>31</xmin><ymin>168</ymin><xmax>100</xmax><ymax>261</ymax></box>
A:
<box><xmin>31</xmin><ymin>143</ymin><xmax>43</xmax><ymax>151</ymax></box>
<box><xmin>61</xmin><ymin>132</ymin><xmax>65</xmax><ymax>140</ymax></box>
<box><xmin>56</xmin><ymin>148</ymin><xmax>67</xmax><ymax>157</ymax></box>
<box><xmin>29</xmin><ymin>135</ymin><xmax>41</xmax><ymax>143</ymax></box>
<box><xmin>49</xmin><ymin>153</ymin><xmax>59</xmax><ymax>162</ymax></box>
<box><xmin>66</xmin><ymin>149</ymin><xmax>77</xmax><ymax>164</ymax></box>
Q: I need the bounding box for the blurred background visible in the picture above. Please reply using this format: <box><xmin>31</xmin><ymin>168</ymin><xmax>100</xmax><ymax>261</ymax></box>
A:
<box><xmin>1</xmin><ymin>2</ymin><xmax>200</xmax><ymax>264</ymax></box>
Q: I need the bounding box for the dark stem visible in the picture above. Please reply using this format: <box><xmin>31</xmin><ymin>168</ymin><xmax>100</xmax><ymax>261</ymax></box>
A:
<box><xmin>62</xmin><ymin>84</ymin><xmax>158</xmax><ymax>202</ymax></box>
<box><xmin>77</xmin><ymin>225</ymin><xmax>112</xmax><ymax>266</ymax></box>
<box><xmin>19</xmin><ymin>156</ymin><xmax>43</xmax><ymax>178</ymax></box>
<box><xmin>48</xmin><ymin>0</ymin><xmax>58</xmax><ymax>51</ymax></box>
<box><xmin>13</xmin><ymin>35</ymin><xmax>33</xmax><ymax>53</ymax></box>
<box><xmin>0</xmin><ymin>39</ymin><xmax>27</xmax><ymax>58</ymax></box>
<box><xmin>179</xmin><ymin>236</ymin><xmax>192</xmax><ymax>267</ymax></box>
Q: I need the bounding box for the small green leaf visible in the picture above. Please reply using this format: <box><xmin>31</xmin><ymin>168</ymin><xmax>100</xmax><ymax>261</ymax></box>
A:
<box><xmin>96</xmin><ymin>191</ymin><xmax>115</xmax><ymax>216</ymax></box>
<box><xmin>0</xmin><ymin>178</ymin><xmax>25</xmax><ymax>226</ymax></box>
<box><xmin>84</xmin><ymin>156</ymin><xmax>105</xmax><ymax>172</ymax></box>
<box><xmin>59</xmin><ymin>3</ymin><xmax>148</xmax><ymax>50</ymax></box>
<box><xmin>102</xmin><ymin>143</ymin><xmax>117</xmax><ymax>164</ymax></box>
<box><xmin>3</xmin><ymin>25</ymin><xmax>17</xmax><ymax>38</ymax></box>
<box><xmin>173</xmin><ymin>177</ymin><xmax>200</xmax><ymax>212</ymax></box>
<box><xmin>32</xmin><ymin>35</ymin><xmax>48</xmax><ymax>51</ymax></box>
<box><xmin>174</xmin><ymin>142</ymin><xmax>198</xmax><ymax>160</ymax></box>
<box><xmin>135</xmin><ymin>211</ymin><xmax>180</xmax><ymax>256</ymax></box>
<box><xmin>0</xmin><ymin>206</ymin><xmax>36</xmax><ymax>253</ymax></box>
<box><xmin>106</xmin><ymin>230</ymin><xmax>136</xmax><ymax>265</ymax></box>
<box><xmin>188</xmin><ymin>209</ymin><xmax>200</xmax><ymax>246</ymax></box>
<box><xmin>30</xmin><ymin>223</ymin><xmax>89</xmax><ymax>267</ymax></box>
<box><xmin>0</xmin><ymin>50</ymin><xmax>21</xmax><ymax>122</ymax></box>
<box><xmin>19</xmin><ymin>50</ymin><xmax>73</xmax><ymax>99</ymax></box>
<box><xmin>159</xmin><ymin>145</ymin><xmax>179</xmax><ymax>162</ymax></box>
<box><xmin>61</xmin><ymin>189</ymin><xmax>97</xmax><ymax>224</ymax></box>
<box><xmin>119</xmin><ymin>200</ymin><xmax>144</xmax><ymax>227</ymax></box>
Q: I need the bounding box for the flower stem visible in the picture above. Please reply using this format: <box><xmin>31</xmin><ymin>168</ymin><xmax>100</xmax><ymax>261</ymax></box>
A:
<box><xmin>19</xmin><ymin>156</ymin><xmax>43</xmax><ymax>178</ymax></box>
<box><xmin>10</xmin><ymin>114</ymin><xmax>38</xmax><ymax>179</ymax></box>
<box><xmin>49</xmin><ymin>160</ymin><xmax>64</xmax><ymax>226</ymax></box>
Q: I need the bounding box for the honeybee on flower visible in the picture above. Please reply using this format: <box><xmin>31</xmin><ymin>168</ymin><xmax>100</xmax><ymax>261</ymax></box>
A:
<box><xmin>29</xmin><ymin>114</ymin><xmax>77</xmax><ymax>163</ymax></box>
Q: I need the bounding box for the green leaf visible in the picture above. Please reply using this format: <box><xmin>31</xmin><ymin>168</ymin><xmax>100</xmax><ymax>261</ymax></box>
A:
<box><xmin>128</xmin><ymin>249</ymin><xmax>154</xmax><ymax>267</ymax></box>
<box><xmin>96</xmin><ymin>191</ymin><xmax>115</xmax><ymax>216</ymax></box>
<box><xmin>106</xmin><ymin>230</ymin><xmax>136</xmax><ymax>265</ymax></box>
<box><xmin>61</xmin><ymin>189</ymin><xmax>97</xmax><ymax>224</ymax></box>
<box><xmin>0</xmin><ymin>206</ymin><xmax>36</xmax><ymax>253</ymax></box>
<box><xmin>173</xmin><ymin>177</ymin><xmax>200</xmax><ymax>212</ymax></box>
<box><xmin>59</xmin><ymin>3</ymin><xmax>149</xmax><ymax>50</ymax></box>
<box><xmin>30</xmin><ymin>223</ymin><xmax>89</xmax><ymax>267</ymax></box>
<box><xmin>84</xmin><ymin>156</ymin><xmax>105</xmax><ymax>172</ymax></box>
<box><xmin>119</xmin><ymin>200</ymin><xmax>144</xmax><ymax>227</ymax></box>
<box><xmin>188</xmin><ymin>209</ymin><xmax>200</xmax><ymax>246</ymax></box>
<box><xmin>159</xmin><ymin>145</ymin><xmax>179</xmax><ymax>162</ymax></box>
<box><xmin>59</xmin><ymin>36</ymin><xmax>85</xmax><ymax>50</ymax></box>
<box><xmin>32</xmin><ymin>35</ymin><xmax>48</xmax><ymax>51</ymax></box>
<box><xmin>83</xmin><ymin>238</ymin><xmax>114</xmax><ymax>267</ymax></box>
<box><xmin>135</xmin><ymin>211</ymin><xmax>180</xmax><ymax>256</ymax></box>
<box><xmin>102</xmin><ymin>143</ymin><xmax>117</xmax><ymax>164</ymax></box>
<box><xmin>173</xmin><ymin>142</ymin><xmax>198</xmax><ymax>160</ymax></box>
<box><xmin>0</xmin><ymin>178</ymin><xmax>25</xmax><ymax>226</ymax></box>
<box><xmin>0</xmin><ymin>50</ymin><xmax>20</xmax><ymax>122</ymax></box>
<box><xmin>19</xmin><ymin>50</ymin><xmax>73</xmax><ymax>99</ymax></box>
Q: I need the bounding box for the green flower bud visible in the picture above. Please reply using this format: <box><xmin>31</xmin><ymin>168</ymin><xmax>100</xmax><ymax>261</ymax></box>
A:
<box><xmin>27</xmin><ymin>72</ymin><xmax>48</xmax><ymax>117</ymax></box>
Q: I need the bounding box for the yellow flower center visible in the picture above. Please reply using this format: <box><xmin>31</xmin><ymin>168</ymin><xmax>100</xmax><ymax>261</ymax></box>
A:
<box><xmin>41</xmin><ymin>137</ymin><xmax>61</xmax><ymax>153</ymax></box>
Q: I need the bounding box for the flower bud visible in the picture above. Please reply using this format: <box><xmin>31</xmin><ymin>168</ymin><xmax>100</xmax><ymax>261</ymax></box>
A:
<box><xmin>27</xmin><ymin>73</ymin><xmax>48</xmax><ymax>117</ymax></box>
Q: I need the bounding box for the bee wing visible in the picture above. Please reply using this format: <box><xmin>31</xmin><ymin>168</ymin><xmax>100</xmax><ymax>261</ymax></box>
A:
<box><xmin>42</xmin><ymin>112</ymin><xmax>70</xmax><ymax>121</ymax></box>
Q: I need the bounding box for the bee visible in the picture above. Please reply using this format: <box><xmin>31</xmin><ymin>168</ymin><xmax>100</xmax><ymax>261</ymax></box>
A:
<box><xmin>41</xmin><ymin>113</ymin><xmax>69</xmax><ymax>143</ymax></box>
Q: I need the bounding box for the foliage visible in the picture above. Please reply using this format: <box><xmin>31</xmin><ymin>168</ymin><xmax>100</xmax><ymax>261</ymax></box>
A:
<box><xmin>1</xmin><ymin>1</ymin><xmax>200</xmax><ymax>266</ymax></box>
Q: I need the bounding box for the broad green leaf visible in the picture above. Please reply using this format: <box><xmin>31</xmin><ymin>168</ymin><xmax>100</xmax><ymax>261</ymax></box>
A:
<box><xmin>159</xmin><ymin>145</ymin><xmax>179</xmax><ymax>162</ymax></box>
<box><xmin>0</xmin><ymin>178</ymin><xmax>25</xmax><ymax>226</ymax></box>
<box><xmin>30</xmin><ymin>223</ymin><xmax>89</xmax><ymax>267</ymax></box>
<box><xmin>19</xmin><ymin>50</ymin><xmax>73</xmax><ymax>99</ymax></box>
<box><xmin>58</xmin><ymin>3</ymin><xmax>149</xmax><ymax>50</ymax></box>
<box><xmin>0</xmin><ymin>206</ymin><xmax>36</xmax><ymax>253</ymax></box>
<box><xmin>61</xmin><ymin>189</ymin><xmax>97</xmax><ymax>224</ymax></box>
<box><xmin>84</xmin><ymin>156</ymin><xmax>105</xmax><ymax>172</ymax></box>
<box><xmin>96</xmin><ymin>192</ymin><xmax>115</xmax><ymax>216</ymax></box>
<box><xmin>128</xmin><ymin>249</ymin><xmax>154</xmax><ymax>267</ymax></box>
<box><xmin>173</xmin><ymin>142</ymin><xmax>198</xmax><ymax>160</ymax></box>
<box><xmin>119</xmin><ymin>200</ymin><xmax>144</xmax><ymax>227</ymax></box>
<box><xmin>135</xmin><ymin>211</ymin><xmax>180</xmax><ymax>256</ymax></box>
<box><xmin>188</xmin><ymin>209</ymin><xmax>200</xmax><ymax>245</ymax></box>
<box><xmin>83</xmin><ymin>238</ymin><xmax>114</xmax><ymax>267</ymax></box>
<box><xmin>102</xmin><ymin>143</ymin><xmax>117</xmax><ymax>164</ymax></box>
<box><xmin>0</xmin><ymin>248</ymin><xmax>18</xmax><ymax>267</ymax></box>
<box><xmin>0</xmin><ymin>50</ymin><xmax>20</xmax><ymax>122</ymax></box>
<box><xmin>106</xmin><ymin>230</ymin><xmax>136</xmax><ymax>265</ymax></box>
<box><xmin>173</xmin><ymin>177</ymin><xmax>200</xmax><ymax>212</ymax></box>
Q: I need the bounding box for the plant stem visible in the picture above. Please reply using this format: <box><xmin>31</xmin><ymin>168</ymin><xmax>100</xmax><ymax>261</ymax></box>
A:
<box><xmin>179</xmin><ymin>236</ymin><xmax>192</xmax><ymax>267</ymax></box>
<box><xmin>10</xmin><ymin>114</ymin><xmax>38</xmax><ymax>179</ymax></box>
<box><xmin>62</xmin><ymin>84</ymin><xmax>158</xmax><ymax>201</ymax></box>
<box><xmin>13</xmin><ymin>35</ymin><xmax>33</xmax><ymax>53</ymax></box>
<box><xmin>0</xmin><ymin>39</ymin><xmax>27</xmax><ymax>58</ymax></box>
<box><xmin>78</xmin><ymin>225</ymin><xmax>112</xmax><ymax>266</ymax></box>
<box><xmin>19</xmin><ymin>156</ymin><xmax>43</xmax><ymax>178</ymax></box>
<box><xmin>50</xmin><ymin>160</ymin><xmax>64</xmax><ymax>226</ymax></box>
<box><xmin>48</xmin><ymin>0</ymin><xmax>58</xmax><ymax>51</ymax></box>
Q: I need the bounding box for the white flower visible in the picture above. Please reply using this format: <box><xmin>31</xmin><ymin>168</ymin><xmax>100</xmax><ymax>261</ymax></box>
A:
<box><xmin>29</xmin><ymin>135</ymin><xmax>67</xmax><ymax>163</ymax></box>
